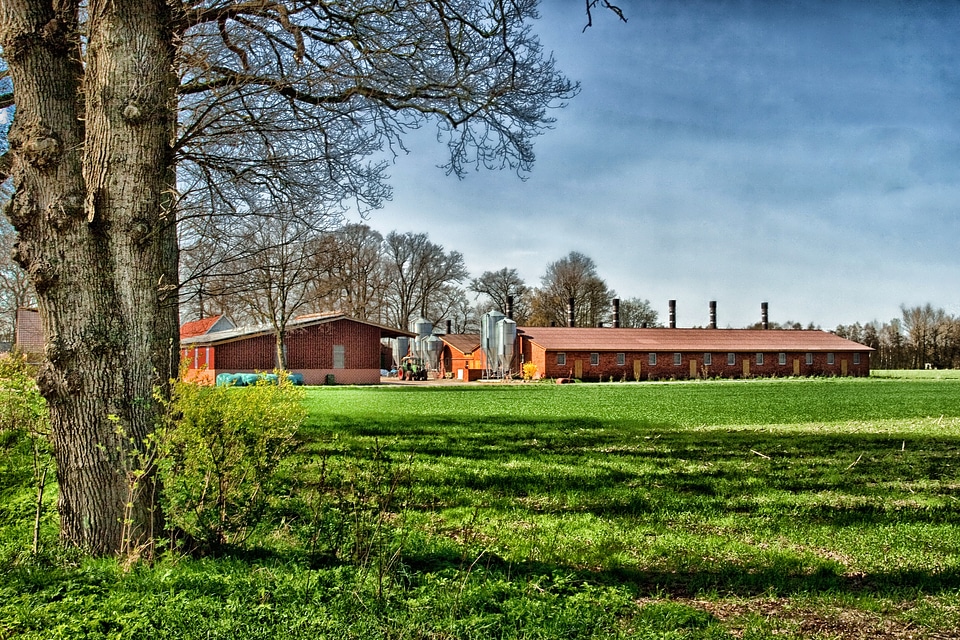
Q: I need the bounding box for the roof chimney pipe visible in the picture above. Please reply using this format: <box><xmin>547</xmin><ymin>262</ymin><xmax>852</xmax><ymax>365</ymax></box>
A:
<box><xmin>446</xmin><ymin>319</ymin><xmax>452</xmax><ymax>335</ymax></box>
<box><xmin>761</xmin><ymin>302</ymin><xmax>769</xmax><ymax>330</ymax></box>
<box><xmin>709</xmin><ymin>300</ymin><xmax>717</xmax><ymax>329</ymax></box>
<box><xmin>612</xmin><ymin>298</ymin><xmax>620</xmax><ymax>328</ymax></box>
<box><xmin>669</xmin><ymin>299</ymin><xmax>676</xmax><ymax>329</ymax></box>
<box><xmin>505</xmin><ymin>295</ymin><xmax>514</xmax><ymax>320</ymax></box>
<box><xmin>567</xmin><ymin>297</ymin><xmax>576</xmax><ymax>328</ymax></box>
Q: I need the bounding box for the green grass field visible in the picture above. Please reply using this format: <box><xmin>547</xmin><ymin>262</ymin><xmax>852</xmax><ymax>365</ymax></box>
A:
<box><xmin>872</xmin><ymin>369</ymin><xmax>960</xmax><ymax>380</ymax></box>
<box><xmin>3</xmin><ymin>377</ymin><xmax>960</xmax><ymax>638</ymax></box>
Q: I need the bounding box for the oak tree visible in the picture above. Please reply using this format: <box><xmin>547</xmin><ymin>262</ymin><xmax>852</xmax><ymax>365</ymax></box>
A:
<box><xmin>1</xmin><ymin>0</ymin><xmax>588</xmax><ymax>555</ymax></box>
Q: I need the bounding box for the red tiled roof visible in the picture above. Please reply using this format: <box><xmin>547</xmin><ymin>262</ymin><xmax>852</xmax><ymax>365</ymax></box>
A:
<box><xmin>180</xmin><ymin>315</ymin><xmax>227</xmax><ymax>339</ymax></box>
<box><xmin>181</xmin><ymin>313</ymin><xmax>414</xmax><ymax>346</ymax></box>
<box><xmin>516</xmin><ymin>327</ymin><xmax>871</xmax><ymax>352</ymax></box>
<box><xmin>441</xmin><ymin>333</ymin><xmax>481</xmax><ymax>355</ymax></box>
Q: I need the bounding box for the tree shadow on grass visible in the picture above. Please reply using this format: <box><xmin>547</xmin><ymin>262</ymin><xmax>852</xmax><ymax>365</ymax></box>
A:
<box><xmin>398</xmin><ymin>544</ymin><xmax>960</xmax><ymax>599</ymax></box>
<box><xmin>294</xmin><ymin>414</ymin><xmax>960</xmax><ymax>598</ymax></box>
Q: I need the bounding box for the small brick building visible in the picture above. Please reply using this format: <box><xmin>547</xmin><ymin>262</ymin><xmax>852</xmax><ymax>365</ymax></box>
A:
<box><xmin>516</xmin><ymin>326</ymin><xmax>872</xmax><ymax>381</ymax></box>
<box><xmin>181</xmin><ymin>312</ymin><xmax>413</xmax><ymax>385</ymax></box>
<box><xmin>13</xmin><ymin>308</ymin><xmax>44</xmax><ymax>363</ymax></box>
<box><xmin>439</xmin><ymin>333</ymin><xmax>485</xmax><ymax>380</ymax></box>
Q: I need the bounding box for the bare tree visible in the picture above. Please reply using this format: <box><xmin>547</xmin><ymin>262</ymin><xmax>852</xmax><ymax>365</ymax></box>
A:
<box><xmin>529</xmin><ymin>251</ymin><xmax>614</xmax><ymax>327</ymax></box>
<box><xmin>618</xmin><ymin>297</ymin><xmax>659</xmax><ymax>328</ymax></box>
<box><xmin>380</xmin><ymin>231</ymin><xmax>469</xmax><ymax>330</ymax></box>
<box><xmin>312</xmin><ymin>223</ymin><xmax>386</xmax><ymax>323</ymax></box>
<box><xmin>470</xmin><ymin>267</ymin><xmax>531</xmax><ymax>324</ymax></box>
<box><xmin>228</xmin><ymin>204</ymin><xmax>334</xmax><ymax>370</ymax></box>
<box><xmin>1</xmin><ymin>0</ymin><xmax>593</xmax><ymax>554</ymax></box>
<box><xmin>443</xmin><ymin>288</ymin><xmax>482</xmax><ymax>334</ymax></box>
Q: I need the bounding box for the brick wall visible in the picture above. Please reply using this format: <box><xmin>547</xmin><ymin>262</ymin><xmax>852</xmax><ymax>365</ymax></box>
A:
<box><xmin>524</xmin><ymin>347</ymin><xmax>870</xmax><ymax>381</ymax></box>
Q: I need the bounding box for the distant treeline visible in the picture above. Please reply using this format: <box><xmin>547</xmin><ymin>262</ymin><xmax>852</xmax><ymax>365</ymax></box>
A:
<box><xmin>834</xmin><ymin>304</ymin><xmax>960</xmax><ymax>370</ymax></box>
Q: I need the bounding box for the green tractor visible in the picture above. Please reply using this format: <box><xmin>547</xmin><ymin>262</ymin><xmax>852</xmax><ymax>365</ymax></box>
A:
<box><xmin>397</xmin><ymin>356</ymin><xmax>428</xmax><ymax>381</ymax></box>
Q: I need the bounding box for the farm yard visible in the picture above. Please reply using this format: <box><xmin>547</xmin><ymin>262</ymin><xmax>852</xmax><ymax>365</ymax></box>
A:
<box><xmin>3</xmin><ymin>374</ymin><xmax>960</xmax><ymax>638</ymax></box>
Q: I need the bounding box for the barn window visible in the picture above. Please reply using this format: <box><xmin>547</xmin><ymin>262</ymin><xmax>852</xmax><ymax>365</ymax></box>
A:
<box><xmin>590</xmin><ymin>352</ymin><xmax>600</xmax><ymax>366</ymax></box>
<box><xmin>727</xmin><ymin>353</ymin><xmax>736</xmax><ymax>366</ymax></box>
<box><xmin>557</xmin><ymin>353</ymin><xmax>566</xmax><ymax>366</ymax></box>
<box><xmin>703</xmin><ymin>353</ymin><xmax>712</xmax><ymax>366</ymax></box>
<box><xmin>853</xmin><ymin>353</ymin><xmax>861</xmax><ymax>365</ymax></box>
<box><xmin>806</xmin><ymin>352</ymin><xmax>813</xmax><ymax>365</ymax></box>
<box><xmin>827</xmin><ymin>353</ymin><xmax>835</xmax><ymax>365</ymax></box>
<box><xmin>673</xmin><ymin>352</ymin><xmax>682</xmax><ymax>366</ymax></box>
<box><xmin>756</xmin><ymin>352</ymin><xmax>764</xmax><ymax>365</ymax></box>
<box><xmin>333</xmin><ymin>344</ymin><xmax>345</xmax><ymax>369</ymax></box>
<box><xmin>649</xmin><ymin>353</ymin><xmax>657</xmax><ymax>366</ymax></box>
<box><xmin>778</xmin><ymin>352</ymin><xmax>787</xmax><ymax>365</ymax></box>
<box><xmin>616</xmin><ymin>352</ymin><xmax>625</xmax><ymax>366</ymax></box>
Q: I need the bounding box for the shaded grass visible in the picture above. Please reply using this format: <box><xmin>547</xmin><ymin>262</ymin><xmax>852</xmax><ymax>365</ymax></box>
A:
<box><xmin>294</xmin><ymin>378</ymin><xmax>960</xmax><ymax>634</ymax></box>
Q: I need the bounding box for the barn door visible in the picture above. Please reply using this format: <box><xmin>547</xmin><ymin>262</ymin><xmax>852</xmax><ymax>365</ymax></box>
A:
<box><xmin>689</xmin><ymin>359</ymin><xmax>698</xmax><ymax>379</ymax></box>
<box><xmin>793</xmin><ymin>359</ymin><xmax>800</xmax><ymax>376</ymax></box>
<box><xmin>633</xmin><ymin>360</ymin><xmax>642</xmax><ymax>380</ymax></box>
<box><xmin>742</xmin><ymin>359</ymin><xmax>750</xmax><ymax>377</ymax></box>
<box><xmin>574</xmin><ymin>359</ymin><xmax>583</xmax><ymax>379</ymax></box>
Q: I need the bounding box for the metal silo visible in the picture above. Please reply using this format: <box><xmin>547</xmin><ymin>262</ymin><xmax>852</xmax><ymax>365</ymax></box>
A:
<box><xmin>412</xmin><ymin>317</ymin><xmax>432</xmax><ymax>338</ymax></box>
<box><xmin>481</xmin><ymin>310</ymin><xmax>505</xmax><ymax>376</ymax></box>
<box><xmin>496</xmin><ymin>318</ymin><xmax>517</xmax><ymax>375</ymax></box>
<box><xmin>392</xmin><ymin>337</ymin><xmax>409</xmax><ymax>368</ymax></box>
<box><xmin>424</xmin><ymin>335</ymin><xmax>443</xmax><ymax>371</ymax></box>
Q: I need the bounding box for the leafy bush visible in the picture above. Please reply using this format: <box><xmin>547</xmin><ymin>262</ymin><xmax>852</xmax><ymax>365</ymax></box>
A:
<box><xmin>0</xmin><ymin>353</ymin><xmax>48</xmax><ymax>436</ymax></box>
<box><xmin>157</xmin><ymin>374</ymin><xmax>305</xmax><ymax>551</ymax></box>
<box><xmin>522</xmin><ymin>362</ymin><xmax>538</xmax><ymax>381</ymax></box>
<box><xmin>0</xmin><ymin>353</ymin><xmax>53</xmax><ymax>557</ymax></box>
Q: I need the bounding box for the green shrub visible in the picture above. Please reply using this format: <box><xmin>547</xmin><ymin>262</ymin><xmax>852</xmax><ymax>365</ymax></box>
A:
<box><xmin>0</xmin><ymin>354</ymin><xmax>48</xmax><ymax>436</ymax></box>
<box><xmin>157</xmin><ymin>374</ymin><xmax>305</xmax><ymax>551</ymax></box>
<box><xmin>0</xmin><ymin>353</ymin><xmax>53</xmax><ymax>557</ymax></box>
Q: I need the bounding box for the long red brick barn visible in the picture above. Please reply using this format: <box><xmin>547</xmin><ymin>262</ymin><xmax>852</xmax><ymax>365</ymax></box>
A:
<box><xmin>515</xmin><ymin>326</ymin><xmax>872</xmax><ymax>381</ymax></box>
<box><xmin>181</xmin><ymin>312</ymin><xmax>413</xmax><ymax>385</ymax></box>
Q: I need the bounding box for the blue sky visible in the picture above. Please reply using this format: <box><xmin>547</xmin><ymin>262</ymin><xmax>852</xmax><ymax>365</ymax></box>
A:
<box><xmin>362</xmin><ymin>0</ymin><xmax>960</xmax><ymax>329</ymax></box>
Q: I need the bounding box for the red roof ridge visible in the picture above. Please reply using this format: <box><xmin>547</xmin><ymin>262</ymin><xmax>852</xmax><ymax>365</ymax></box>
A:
<box><xmin>180</xmin><ymin>315</ymin><xmax>225</xmax><ymax>339</ymax></box>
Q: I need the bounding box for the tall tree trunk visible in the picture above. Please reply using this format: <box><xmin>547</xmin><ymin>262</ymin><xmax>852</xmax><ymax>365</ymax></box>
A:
<box><xmin>1</xmin><ymin>0</ymin><xmax>178</xmax><ymax>555</ymax></box>
<box><xmin>275</xmin><ymin>327</ymin><xmax>287</xmax><ymax>371</ymax></box>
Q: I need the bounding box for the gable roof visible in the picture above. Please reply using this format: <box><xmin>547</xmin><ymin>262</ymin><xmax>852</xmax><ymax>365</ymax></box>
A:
<box><xmin>181</xmin><ymin>312</ymin><xmax>414</xmax><ymax>346</ymax></box>
<box><xmin>440</xmin><ymin>333</ymin><xmax>481</xmax><ymax>355</ymax></box>
<box><xmin>180</xmin><ymin>315</ymin><xmax>235</xmax><ymax>339</ymax></box>
<box><xmin>517</xmin><ymin>327</ymin><xmax>872</xmax><ymax>353</ymax></box>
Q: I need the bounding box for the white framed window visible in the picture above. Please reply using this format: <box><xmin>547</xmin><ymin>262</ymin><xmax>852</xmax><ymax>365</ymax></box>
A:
<box><xmin>756</xmin><ymin>352</ymin><xmax>764</xmax><ymax>365</ymax></box>
<box><xmin>616</xmin><ymin>352</ymin><xmax>625</xmax><ymax>366</ymax></box>
<box><xmin>827</xmin><ymin>353</ymin><xmax>835</xmax><ymax>365</ymax></box>
<box><xmin>649</xmin><ymin>353</ymin><xmax>657</xmax><ymax>366</ymax></box>
<box><xmin>778</xmin><ymin>352</ymin><xmax>787</xmax><ymax>365</ymax></box>
<box><xmin>703</xmin><ymin>353</ymin><xmax>712</xmax><ymax>366</ymax></box>
<box><xmin>727</xmin><ymin>353</ymin><xmax>736</xmax><ymax>366</ymax></box>
<box><xmin>806</xmin><ymin>352</ymin><xmax>813</xmax><ymax>365</ymax></box>
<box><xmin>853</xmin><ymin>353</ymin><xmax>861</xmax><ymax>365</ymax></box>
<box><xmin>590</xmin><ymin>352</ymin><xmax>600</xmax><ymax>366</ymax></box>
<box><xmin>557</xmin><ymin>353</ymin><xmax>566</xmax><ymax>366</ymax></box>
<box><xmin>674</xmin><ymin>352</ymin><xmax>682</xmax><ymax>366</ymax></box>
<box><xmin>333</xmin><ymin>344</ymin><xmax>345</xmax><ymax>369</ymax></box>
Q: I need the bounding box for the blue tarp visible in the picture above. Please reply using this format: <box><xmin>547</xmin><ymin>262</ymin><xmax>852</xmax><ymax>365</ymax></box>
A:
<box><xmin>215</xmin><ymin>372</ymin><xmax>305</xmax><ymax>387</ymax></box>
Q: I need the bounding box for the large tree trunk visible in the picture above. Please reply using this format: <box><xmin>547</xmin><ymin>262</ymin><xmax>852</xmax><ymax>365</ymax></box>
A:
<box><xmin>1</xmin><ymin>0</ymin><xmax>179</xmax><ymax>555</ymax></box>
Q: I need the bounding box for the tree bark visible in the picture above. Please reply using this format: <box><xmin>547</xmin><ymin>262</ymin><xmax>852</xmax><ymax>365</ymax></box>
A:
<box><xmin>1</xmin><ymin>0</ymin><xmax>178</xmax><ymax>555</ymax></box>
